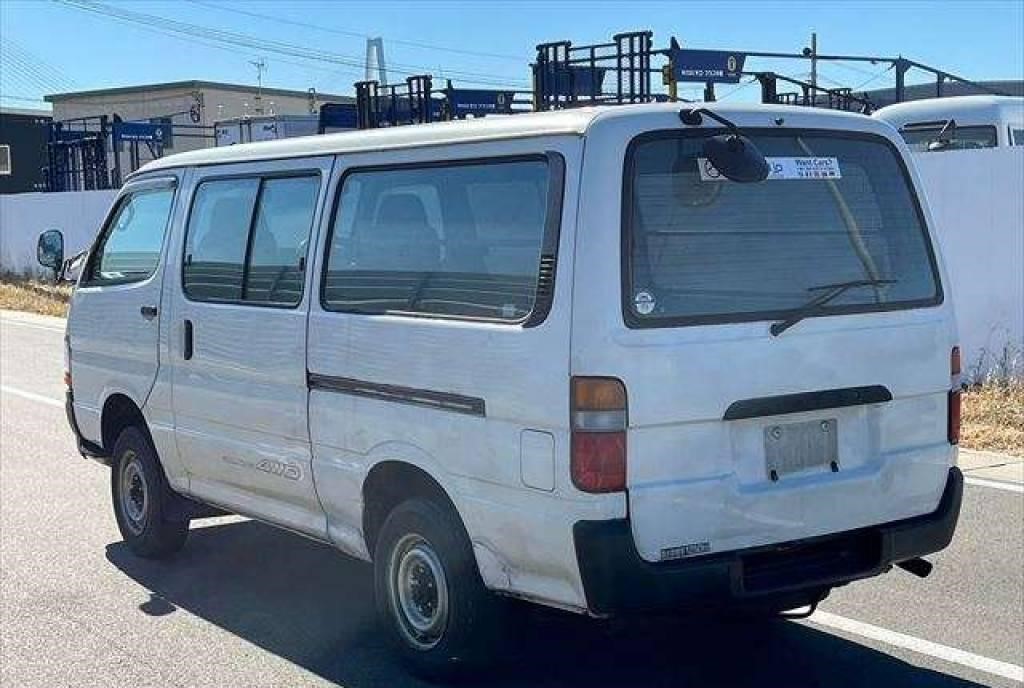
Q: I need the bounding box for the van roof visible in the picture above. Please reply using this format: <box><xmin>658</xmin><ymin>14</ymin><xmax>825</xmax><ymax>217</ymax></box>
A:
<box><xmin>134</xmin><ymin>102</ymin><xmax>885</xmax><ymax>177</ymax></box>
<box><xmin>873</xmin><ymin>95</ymin><xmax>1024</xmax><ymax>129</ymax></box>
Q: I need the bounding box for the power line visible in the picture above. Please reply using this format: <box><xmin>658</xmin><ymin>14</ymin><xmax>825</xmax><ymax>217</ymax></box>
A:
<box><xmin>2</xmin><ymin>39</ymin><xmax>79</xmax><ymax>91</ymax></box>
<box><xmin>187</xmin><ymin>0</ymin><xmax>523</xmax><ymax>62</ymax></box>
<box><xmin>52</xmin><ymin>0</ymin><xmax>529</xmax><ymax>89</ymax></box>
<box><xmin>1</xmin><ymin>47</ymin><xmax>73</xmax><ymax>94</ymax></box>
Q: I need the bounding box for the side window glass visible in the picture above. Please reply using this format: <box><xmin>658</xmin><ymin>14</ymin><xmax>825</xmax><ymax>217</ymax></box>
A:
<box><xmin>244</xmin><ymin>176</ymin><xmax>320</xmax><ymax>305</ymax></box>
<box><xmin>323</xmin><ymin>159</ymin><xmax>553</xmax><ymax>321</ymax></box>
<box><xmin>184</xmin><ymin>178</ymin><xmax>259</xmax><ymax>302</ymax></box>
<box><xmin>86</xmin><ymin>186</ymin><xmax>175</xmax><ymax>286</ymax></box>
<box><xmin>183</xmin><ymin>174</ymin><xmax>320</xmax><ymax>306</ymax></box>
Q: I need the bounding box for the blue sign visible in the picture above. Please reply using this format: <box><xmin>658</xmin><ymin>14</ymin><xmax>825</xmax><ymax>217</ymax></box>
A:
<box><xmin>112</xmin><ymin>121</ymin><xmax>172</xmax><ymax>144</ymax></box>
<box><xmin>445</xmin><ymin>89</ymin><xmax>515</xmax><ymax>117</ymax></box>
<box><xmin>670</xmin><ymin>48</ymin><xmax>746</xmax><ymax>83</ymax></box>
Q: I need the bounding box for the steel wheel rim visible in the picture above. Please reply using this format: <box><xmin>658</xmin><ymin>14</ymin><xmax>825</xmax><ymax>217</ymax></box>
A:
<box><xmin>119</xmin><ymin>451</ymin><xmax>148</xmax><ymax>535</ymax></box>
<box><xmin>388</xmin><ymin>533</ymin><xmax>449</xmax><ymax>650</ymax></box>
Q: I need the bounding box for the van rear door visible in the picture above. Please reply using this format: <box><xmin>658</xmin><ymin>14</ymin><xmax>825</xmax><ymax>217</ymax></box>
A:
<box><xmin>574</xmin><ymin>119</ymin><xmax>957</xmax><ymax>564</ymax></box>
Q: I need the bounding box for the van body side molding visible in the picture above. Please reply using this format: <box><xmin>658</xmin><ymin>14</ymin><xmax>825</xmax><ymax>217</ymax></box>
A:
<box><xmin>307</xmin><ymin>372</ymin><xmax>486</xmax><ymax>417</ymax></box>
<box><xmin>723</xmin><ymin>385</ymin><xmax>893</xmax><ymax>421</ymax></box>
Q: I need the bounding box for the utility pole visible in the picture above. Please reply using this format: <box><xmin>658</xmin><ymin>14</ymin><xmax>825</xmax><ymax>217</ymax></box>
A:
<box><xmin>250</xmin><ymin>57</ymin><xmax>267</xmax><ymax>115</ymax></box>
<box><xmin>809</xmin><ymin>32</ymin><xmax>818</xmax><ymax>90</ymax></box>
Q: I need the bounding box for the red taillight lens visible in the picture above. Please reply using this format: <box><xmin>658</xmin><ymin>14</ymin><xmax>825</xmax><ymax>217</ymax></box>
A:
<box><xmin>571</xmin><ymin>431</ymin><xmax>627</xmax><ymax>493</ymax></box>
<box><xmin>63</xmin><ymin>334</ymin><xmax>72</xmax><ymax>389</ymax></box>
<box><xmin>948</xmin><ymin>390</ymin><xmax>962</xmax><ymax>445</ymax></box>
<box><xmin>570</xmin><ymin>377</ymin><xmax>627</xmax><ymax>493</ymax></box>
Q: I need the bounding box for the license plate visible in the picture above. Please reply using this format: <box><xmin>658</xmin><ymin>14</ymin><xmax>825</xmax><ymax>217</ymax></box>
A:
<box><xmin>764</xmin><ymin>418</ymin><xmax>838</xmax><ymax>480</ymax></box>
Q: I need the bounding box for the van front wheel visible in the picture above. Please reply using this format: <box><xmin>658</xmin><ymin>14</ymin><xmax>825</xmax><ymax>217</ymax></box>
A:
<box><xmin>110</xmin><ymin>426</ymin><xmax>189</xmax><ymax>558</ymax></box>
<box><xmin>374</xmin><ymin>498</ymin><xmax>501</xmax><ymax>679</ymax></box>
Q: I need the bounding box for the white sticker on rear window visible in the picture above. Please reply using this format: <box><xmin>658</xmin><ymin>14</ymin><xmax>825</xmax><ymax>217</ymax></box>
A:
<box><xmin>698</xmin><ymin>156</ymin><xmax>843</xmax><ymax>182</ymax></box>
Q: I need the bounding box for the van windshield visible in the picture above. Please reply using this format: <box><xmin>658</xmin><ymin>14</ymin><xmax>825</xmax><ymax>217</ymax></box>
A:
<box><xmin>624</xmin><ymin>130</ymin><xmax>941</xmax><ymax>327</ymax></box>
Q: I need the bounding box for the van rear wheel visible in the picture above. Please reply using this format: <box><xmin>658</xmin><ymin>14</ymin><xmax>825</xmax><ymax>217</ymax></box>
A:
<box><xmin>110</xmin><ymin>426</ymin><xmax>189</xmax><ymax>559</ymax></box>
<box><xmin>373</xmin><ymin>497</ymin><xmax>501</xmax><ymax>679</ymax></box>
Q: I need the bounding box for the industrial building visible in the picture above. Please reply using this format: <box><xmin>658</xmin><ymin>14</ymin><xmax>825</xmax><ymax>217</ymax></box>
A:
<box><xmin>45</xmin><ymin>80</ymin><xmax>353</xmax><ymax>154</ymax></box>
<box><xmin>0</xmin><ymin>107</ymin><xmax>52</xmax><ymax>194</ymax></box>
<box><xmin>38</xmin><ymin>80</ymin><xmax>354</xmax><ymax>191</ymax></box>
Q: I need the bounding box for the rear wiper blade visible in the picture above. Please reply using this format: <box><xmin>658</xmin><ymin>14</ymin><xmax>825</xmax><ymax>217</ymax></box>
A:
<box><xmin>770</xmin><ymin>279</ymin><xmax>898</xmax><ymax>337</ymax></box>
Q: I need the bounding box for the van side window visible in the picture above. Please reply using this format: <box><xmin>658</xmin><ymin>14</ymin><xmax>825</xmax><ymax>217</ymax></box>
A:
<box><xmin>184</xmin><ymin>174</ymin><xmax>319</xmax><ymax>306</ymax></box>
<box><xmin>322</xmin><ymin>158</ymin><xmax>554</xmax><ymax>322</ymax></box>
<box><xmin>83</xmin><ymin>186</ymin><xmax>175</xmax><ymax>286</ymax></box>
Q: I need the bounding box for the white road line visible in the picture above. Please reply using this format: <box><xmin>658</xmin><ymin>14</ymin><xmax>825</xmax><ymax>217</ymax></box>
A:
<box><xmin>965</xmin><ymin>476</ymin><xmax>1024</xmax><ymax>494</ymax></box>
<box><xmin>808</xmin><ymin>611</ymin><xmax>1024</xmax><ymax>683</ymax></box>
<box><xmin>0</xmin><ymin>319</ymin><xmax>65</xmax><ymax>333</ymax></box>
<box><xmin>0</xmin><ymin>385</ymin><xmax>63</xmax><ymax>408</ymax></box>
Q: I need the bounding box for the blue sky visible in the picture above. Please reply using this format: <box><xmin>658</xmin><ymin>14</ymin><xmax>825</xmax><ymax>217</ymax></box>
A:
<box><xmin>2</xmin><ymin>0</ymin><xmax>1022</xmax><ymax>110</ymax></box>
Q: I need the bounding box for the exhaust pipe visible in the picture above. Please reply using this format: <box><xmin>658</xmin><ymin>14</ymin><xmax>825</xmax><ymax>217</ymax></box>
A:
<box><xmin>896</xmin><ymin>557</ymin><xmax>934</xmax><ymax>578</ymax></box>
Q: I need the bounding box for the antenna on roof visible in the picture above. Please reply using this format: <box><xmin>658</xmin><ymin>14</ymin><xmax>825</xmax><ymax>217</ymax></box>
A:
<box><xmin>250</xmin><ymin>57</ymin><xmax>267</xmax><ymax>115</ymax></box>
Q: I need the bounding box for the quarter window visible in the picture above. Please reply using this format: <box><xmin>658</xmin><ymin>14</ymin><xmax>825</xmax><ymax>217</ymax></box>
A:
<box><xmin>84</xmin><ymin>185</ymin><xmax>175</xmax><ymax>286</ymax></box>
<box><xmin>322</xmin><ymin>158</ymin><xmax>556</xmax><ymax>322</ymax></box>
<box><xmin>183</xmin><ymin>175</ymin><xmax>319</xmax><ymax>306</ymax></box>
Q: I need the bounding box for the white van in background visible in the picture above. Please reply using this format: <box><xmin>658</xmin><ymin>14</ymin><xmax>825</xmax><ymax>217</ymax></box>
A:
<box><xmin>875</xmin><ymin>96</ymin><xmax>1024</xmax><ymax>379</ymax></box>
<box><xmin>39</xmin><ymin>102</ymin><xmax>963</xmax><ymax>679</ymax></box>
<box><xmin>875</xmin><ymin>95</ymin><xmax>1024</xmax><ymax>151</ymax></box>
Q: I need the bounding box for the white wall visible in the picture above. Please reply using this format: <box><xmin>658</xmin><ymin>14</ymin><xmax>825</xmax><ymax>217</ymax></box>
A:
<box><xmin>0</xmin><ymin>190</ymin><xmax>117</xmax><ymax>277</ymax></box>
<box><xmin>913</xmin><ymin>148</ymin><xmax>1024</xmax><ymax>379</ymax></box>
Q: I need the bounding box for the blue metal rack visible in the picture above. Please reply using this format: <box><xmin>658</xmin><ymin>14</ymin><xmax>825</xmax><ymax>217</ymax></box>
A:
<box><xmin>345</xmin><ymin>28</ymin><xmax>1011</xmax><ymax>131</ymax></box>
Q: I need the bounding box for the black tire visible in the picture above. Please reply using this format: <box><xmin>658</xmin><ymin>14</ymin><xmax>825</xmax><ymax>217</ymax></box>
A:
<box><xmin>374</xmin><ymin>497</ymin><xmax>502</xmax><ymax>680</ymax></box>
<box><xmin>110</xmin><ymin>425</ymin><xmax>189</xmax><ymax>559</ymax></box>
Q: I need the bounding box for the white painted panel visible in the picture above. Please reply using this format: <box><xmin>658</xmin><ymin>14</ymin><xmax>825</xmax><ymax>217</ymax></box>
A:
<box><xmin>520</xmin><ymin>430</ymin><xmax>555</xmax><ymax>491</ymax></box>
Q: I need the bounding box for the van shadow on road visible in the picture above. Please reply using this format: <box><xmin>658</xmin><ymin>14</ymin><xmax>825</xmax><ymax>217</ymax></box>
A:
<box><xmin>107</xmin><ymin>520</ymin><xmax>988</xmax><ymax>688</ymax></box>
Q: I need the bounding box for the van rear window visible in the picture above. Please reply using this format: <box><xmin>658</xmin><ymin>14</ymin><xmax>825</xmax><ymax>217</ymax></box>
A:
<box><xmin>624</xmin><ymin>131</ymin><xmax>941</xmax><ymax>327</ymax></box>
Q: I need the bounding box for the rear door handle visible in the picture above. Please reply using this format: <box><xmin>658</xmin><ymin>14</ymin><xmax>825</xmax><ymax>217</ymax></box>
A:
<box><xmin>183</xmin><ymin>320</ymin><xmax>194</xmax><ymax>360</ymax></box>
<box><xmin>140</xmin><ymin>305</ymin><xmax>158</xmax><ymax>320</ymax></box>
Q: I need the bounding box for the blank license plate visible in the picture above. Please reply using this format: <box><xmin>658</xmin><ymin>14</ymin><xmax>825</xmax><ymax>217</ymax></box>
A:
<box><xmin>764</xmin><ymin>418</ymin><xmax>837</xmax><ymax>479</ymax></box>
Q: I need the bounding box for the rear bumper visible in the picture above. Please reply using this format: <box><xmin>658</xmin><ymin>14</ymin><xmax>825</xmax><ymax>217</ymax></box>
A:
<box><xmin>574</xmin><ymin>466</ymin><xmax>963</xmax><ymax>615</ymax></box>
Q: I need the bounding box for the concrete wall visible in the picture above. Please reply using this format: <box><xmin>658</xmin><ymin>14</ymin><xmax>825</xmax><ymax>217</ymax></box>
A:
<box><xmin>913</xmin><ymin>147</ymin><xmax>1024</xmax><ymax>379</ymax></box>
<box><xmin>0</xmin><ymin>190</ymin><xmax>117</xmax><ymax>277</ymax></box>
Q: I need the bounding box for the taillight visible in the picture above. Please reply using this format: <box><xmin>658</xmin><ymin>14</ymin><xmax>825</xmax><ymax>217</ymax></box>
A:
<box><xmin>948</xmin><ymin>346</ymin><xmax>961</xmax><ymax>445</ymax></box>
<box><xmin>63</xmin><ymin>334</ymin><xmax>72</xmax><ymax>389</ymax></box>
<box><xmin>571</xmin><ymin>377</ymin><xmax>627</xmax><ymax>493</ymax></box>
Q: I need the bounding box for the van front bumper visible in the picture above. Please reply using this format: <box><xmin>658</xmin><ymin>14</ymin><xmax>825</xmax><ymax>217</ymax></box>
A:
<box><xmin>573</xmin><ymin>466</ymin><xmax>963</xmax><ymax>615</ymax></box>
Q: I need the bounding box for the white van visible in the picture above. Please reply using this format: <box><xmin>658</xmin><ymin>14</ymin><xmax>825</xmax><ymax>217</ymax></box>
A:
<box><xmin>874</xmin><ymin>95</ymin><xmax>1024</xmax><ymax>151</ymax></box>
<box><xmin>39</xmin><ymin>102</ymin><xmax>964</xmax><ymax>678</ymax></box>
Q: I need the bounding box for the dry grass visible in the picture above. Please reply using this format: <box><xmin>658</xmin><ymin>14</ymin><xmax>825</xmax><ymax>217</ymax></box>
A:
<box><xmin>961</xmin><ymin>380</ymin><xmax>1024</xmax><ymax>456</ymax></box>
<box><xmin>0</xmin><ymin>273</ymin><xmax>72</xmax><ymax>318</ymax></box>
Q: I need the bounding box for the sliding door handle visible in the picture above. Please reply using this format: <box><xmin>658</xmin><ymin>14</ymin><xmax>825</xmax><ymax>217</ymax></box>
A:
<box><xmin>183</xmin><ymin>320</ymin><xmax>194</xmax><ymax>361</ymax></box>
<box><xmin>140</xmin><ymin>305</ymin><xmax>158</xmax><ymax>320</ymax></box>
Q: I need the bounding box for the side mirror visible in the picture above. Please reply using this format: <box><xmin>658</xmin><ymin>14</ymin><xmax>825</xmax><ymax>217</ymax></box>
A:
<box><xmin>37</xmin><ymin>229</ymin><xmax>65</xmax><ymax>279</ymax></box>
<box><xmin>703</xmin><ymin>134</ymin><xmax>770</xmax><ymax>183</ymax></box>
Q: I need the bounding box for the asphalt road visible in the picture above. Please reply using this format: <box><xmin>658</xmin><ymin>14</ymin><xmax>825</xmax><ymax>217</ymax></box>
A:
<box><xmin>2</xmin><ymin>310</ymin><xmax>1022</xmax><ymax>688</ymax></box>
